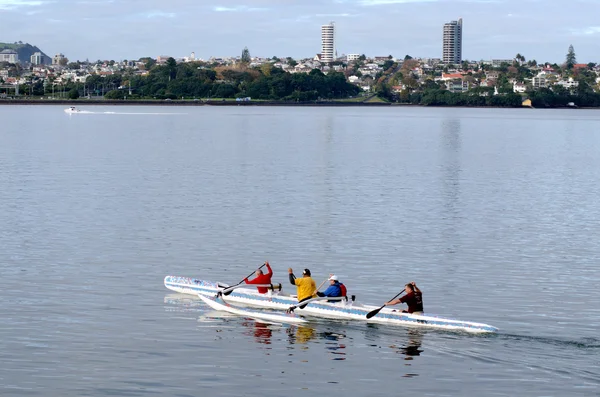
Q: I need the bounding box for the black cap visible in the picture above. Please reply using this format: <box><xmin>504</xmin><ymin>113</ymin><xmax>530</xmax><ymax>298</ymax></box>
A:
<box><xmin>303</xmin><ymin>268</ymin><xmax>311</xmax><ymax>276</ymax></box>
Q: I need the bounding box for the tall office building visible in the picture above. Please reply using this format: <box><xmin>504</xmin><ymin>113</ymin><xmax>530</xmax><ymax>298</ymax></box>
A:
<box><xmin>321</xmin><ymin>22</ymin><xmax>335</xmax><ymax>63</ymax></box>
<box><xmin>442</xmin><ymin>18</ymin><xmax>463</xmax><ymax>64</ymax></box>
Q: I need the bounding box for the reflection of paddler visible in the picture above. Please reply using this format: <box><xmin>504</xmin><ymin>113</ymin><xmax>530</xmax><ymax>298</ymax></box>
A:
<box><xmin>395</xmin><ymin>330</ymin><xmax>424</xmax><ymax>359</ymax></box>
<box><xmin>287</xmin><ymin>325</ymin><xmax>316</xmax><ymax>345</ymax></box>
<box><xmin>241</xmin><ymin>320</ymin><xmax>273</xmax><ymax>345</ymax></box>
<box><xmin>252</xmin><ymin>321</ymin><xmax>273</xmax><ymax>345</ymax></box>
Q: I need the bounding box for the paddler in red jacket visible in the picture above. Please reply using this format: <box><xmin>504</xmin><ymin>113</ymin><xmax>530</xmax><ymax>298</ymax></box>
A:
<box><xmin>244</xmin><ymin>262</ymin><xmax>273</xmax><ymax>294</ymax></box>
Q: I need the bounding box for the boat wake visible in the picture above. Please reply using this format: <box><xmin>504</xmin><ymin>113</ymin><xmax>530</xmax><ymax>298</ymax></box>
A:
<box><xmin>501</xmin><ymin>333</ymin><xmax>600</xmax><ymax>349</ymax></box>
<box><xmin>69</xmin><ymin>111</ymin><xmax>186</xmax><ymax>115</ymax></box>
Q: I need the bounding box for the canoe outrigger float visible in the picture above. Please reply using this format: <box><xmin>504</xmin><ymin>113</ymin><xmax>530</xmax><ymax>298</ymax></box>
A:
<box><xmin>198</xmin><ymin>295</ymin><xmax>308</xmax><ymax>324</ymax></box>
<box><xmin>164</xmin><ymin>276</ymin><xmax>499</xmax><ymax>333</ymax></box>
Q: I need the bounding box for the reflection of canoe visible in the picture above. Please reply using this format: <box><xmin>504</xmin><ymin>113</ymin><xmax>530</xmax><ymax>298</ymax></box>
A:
<box><xmin>197</xmin><ymin>294</ymin><xmax>307</xmax><ymax>324</ymax></box>
<box><xmin>165</xmin><ymin>276</ymin><xmax>499</xmax><ymax>333</ymax></box>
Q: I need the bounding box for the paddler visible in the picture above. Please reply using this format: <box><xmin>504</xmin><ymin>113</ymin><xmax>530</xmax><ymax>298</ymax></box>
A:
<box><xmin>316</xmin><ymin>275</ymin><xmax>346</xmax><ymax>301</ymax></box>
<box><xmin>384</xmin><ymin>282</ymin><xmax>424</xmax><ymax>315</ymax></box>
<box><xmin>288</xmin><ymin>268</ymin><xmax>316</xmax><ymax>303</ymax></box>
<box><xmin>244</xmin><ymin>261</ymin><xmax>273</xmax><ymax>294</ymax></box>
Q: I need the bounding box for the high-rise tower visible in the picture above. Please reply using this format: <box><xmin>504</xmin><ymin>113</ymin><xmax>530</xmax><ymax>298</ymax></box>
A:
<box><xmin>442</xmin><ymin>18</ymin><xmax>463</xmax><ymax>64</ymax></box>
<box><xmin>321</xmin><ymin>22</ymin><xmax>336</xmax><ymax>63</ymax></box>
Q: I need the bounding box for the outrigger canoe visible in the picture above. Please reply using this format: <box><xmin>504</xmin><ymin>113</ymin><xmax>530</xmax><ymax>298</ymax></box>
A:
<box><xmin>164</xmin><ymin>276</ymin><xmax>498</xmax><ymax>333</ymax></box>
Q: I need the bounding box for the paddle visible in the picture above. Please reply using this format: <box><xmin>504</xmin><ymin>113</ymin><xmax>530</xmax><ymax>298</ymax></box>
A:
<box><xmin>287</xmin><ymin>296</ymin><xmax>345</xmax><ymax>313</ymax></box>
<box><xmin>222</xmin><ymin>263</ymin><xmax>266</xmax><ymax>296</ymax></box>
<box><xmin>313</xmin><ymin>278</ymin><xmax>329</xmax><ymax>295</ymax></box>
<box><xmin>366</xmin><ymin>290</ymin><xmax>406</xmax><ymax>319</ymax></box>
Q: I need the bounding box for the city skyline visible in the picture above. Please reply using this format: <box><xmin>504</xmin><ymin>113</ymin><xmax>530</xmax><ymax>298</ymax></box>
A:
<box><xmin>1</xmin><ymin>0</ymin><xmax>599</xmax><ymax>63</ymax></box>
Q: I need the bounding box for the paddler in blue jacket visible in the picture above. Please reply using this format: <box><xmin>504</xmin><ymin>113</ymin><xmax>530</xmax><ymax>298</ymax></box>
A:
<box><xmin>316</xmin><ymin>275</ymin><xmax>346</xmax><ymax>302</ymax></box>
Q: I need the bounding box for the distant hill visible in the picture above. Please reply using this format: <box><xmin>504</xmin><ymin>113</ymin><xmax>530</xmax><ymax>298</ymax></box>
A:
<box><xmin>0</xmin><ymin>42</ymin><xmax>52</xmax><ymax>64</ymax></box>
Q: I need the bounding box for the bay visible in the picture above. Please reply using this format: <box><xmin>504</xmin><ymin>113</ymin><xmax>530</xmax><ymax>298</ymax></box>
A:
<box><xmin>0</xmin><ymin>105</ymin><xmax>599</xmax><ymax>396</ymax></box>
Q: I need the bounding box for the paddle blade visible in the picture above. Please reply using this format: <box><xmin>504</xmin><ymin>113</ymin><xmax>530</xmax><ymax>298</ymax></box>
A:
<box><xmin>366</xmin><ymin>305</ymin><xmax>385</xmax><ymax>319</ymax></box>
<box><xmin>223</xmin><ymin>289</ymin><xmax>233</xmax><ymax>296</ymax></box>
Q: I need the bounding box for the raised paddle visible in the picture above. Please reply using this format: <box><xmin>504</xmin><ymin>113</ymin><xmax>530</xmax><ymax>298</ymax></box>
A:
<box><xmin>222</xmin><ymin>263</ymin><xmax>267</xmax><ymax>296</ymax></box>
<box><xmin>366</xmin><ymin>290</ymin><xmax>406</xmax><ymax>319</ymax></box>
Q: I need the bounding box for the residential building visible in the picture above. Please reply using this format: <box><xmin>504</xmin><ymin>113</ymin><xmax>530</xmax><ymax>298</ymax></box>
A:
<box><xmin>156</xmin><ymin>56</ymin><xmax>172</xmax><ymax>64</ymax></box>
<box><xmin>347</xmin><ymin>54</ymin><xmax>360</xmax><ymax>62</ymax></box>
<box><xmin>442</xmin><ymin>18</ymin><xmax>463</xmax><ymax>64</ymax></box>
<box><xmin>30</xmin><ymin>52</ymin><xmax>43</xmax><ymax>65</ymax></box>
<box><xmin>0</xmin><ymin>49</ymin><xmax>19</xmax><ymax>64</ymax></box>
<box><xmin>321</xmin><ymin>22</ymin><xmax>335</xmax><ymax>63</ymax></box>
<box><xmin>556</xmin><ymin>77</ymin><xmax>579</xmax><ymax>90</ymax></box>
<box><xmin>531</xmin><ymin>74</ymin><xmax>547</xmax><ymax>89</ymax></box>
<box><xmin>52</xmin><ymin>53</ymin><xmax>66</xmax><ymax>65</ymax></box>
<box><xmin>491</xmin><ymin>59</ymin><xmax>514</xmax><ymax>67</ymax></box>
<box><xmin>439</xmin><ymin>72</ymin><xmax>464</xmax><ymax>81</ymax></box>
<box><xmin>445</xmin><ymin>78</ymin><xmax>469</xmax><ymax>93</ymax></box>
<box><xmin>513</xmin><ymin>82</ymin><xmax>527</xmax><ymax>93</ymax></box>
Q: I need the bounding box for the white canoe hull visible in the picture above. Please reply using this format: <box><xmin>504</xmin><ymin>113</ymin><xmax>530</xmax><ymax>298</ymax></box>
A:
<box><xmin>198</xmin><ymin>294</ymin><xmax>307</xmax><ymax>324</ymax></box>
<box><xmin>164</xmin><ymin>276</ymin><xmax>498</xmax><ymax>333</ymax></box>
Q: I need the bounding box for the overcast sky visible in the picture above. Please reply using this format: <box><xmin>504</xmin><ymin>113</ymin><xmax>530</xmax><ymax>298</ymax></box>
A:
<box><xmin>1</xmin><ymin>0</ymin><xmax>599</xmax><ymax>63</ymax></box>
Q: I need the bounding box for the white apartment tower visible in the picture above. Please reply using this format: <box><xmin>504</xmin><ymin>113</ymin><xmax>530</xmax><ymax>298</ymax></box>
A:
<box><xmin>30</xmin><ymin>52</ymin><xmax>43</xmax><ymax>65</ymax></box>
<box><xmin>321</xmin><ymin>22</ymin><xmax>336</xmax><ymax>63</ymax></box>
<box><xmin>442</xmin><ymin>18</ymin><xmax>463</xmax><ymax>64</ymax></box>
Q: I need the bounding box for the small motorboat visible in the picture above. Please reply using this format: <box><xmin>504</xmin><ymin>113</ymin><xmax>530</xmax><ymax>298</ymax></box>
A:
<box><xmin>64</xmin><ymin>106</ymin><xmax>81</xmax><ymax>114</ymax></box>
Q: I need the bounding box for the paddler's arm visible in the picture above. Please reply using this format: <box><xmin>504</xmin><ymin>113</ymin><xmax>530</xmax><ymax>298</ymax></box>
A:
<box><xmin>385</xmin><ymin>297</ymin><xmax>403</xmax><ymax>306</ymax></box>
<box><xmin>288</xmin><ymin>268</ymin><xmax>296</xmax><ymax>285</ymax></box>
<box><xmin>411</xmin><ymin>281</ymin><xmax>421</xmax><ymax>293</ymax></box>
<box><xmin>264</xmin><ymin>262</ymin><xmax>273</xmax><ymax>277</ymax></box>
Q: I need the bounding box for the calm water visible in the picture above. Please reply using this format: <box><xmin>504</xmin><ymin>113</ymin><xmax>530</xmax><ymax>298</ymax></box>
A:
<box><xmin>1</xmin><ymin>105</ymin><xmax>599</xmax><ymax>396</ymax></box>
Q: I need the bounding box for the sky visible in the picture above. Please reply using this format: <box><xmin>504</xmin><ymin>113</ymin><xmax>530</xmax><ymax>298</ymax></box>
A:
<box><xmin>1</xmin><ymin>0</ymin><xmax>599</xmax><ymax>63</ymax></box>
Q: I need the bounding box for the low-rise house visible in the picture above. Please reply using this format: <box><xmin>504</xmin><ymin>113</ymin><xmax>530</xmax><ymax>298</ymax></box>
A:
<box><xmin>556</xmin><ymin>77</ymin><xmax>579</xmax><ymax>89</ymax></box>
<box><xmin>445</xmin><ymin>79</ymin><xmax>469</xmax><ymax>93</ymax></box>
<box><xmin>436</xmin><ymin>73</ymin><xmax>464</xmax><ymax>82</ymax></box>
<box><xmin>513</xmin><ymin>82</ymin><xmax>527</xmax><ymax>93</ymax></box>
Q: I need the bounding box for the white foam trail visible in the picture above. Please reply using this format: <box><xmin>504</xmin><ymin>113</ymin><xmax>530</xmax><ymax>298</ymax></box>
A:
<box><xmin>68</xmin><ymin>111</ymin><xmax>186</xmax><ymax>115</ymax></box>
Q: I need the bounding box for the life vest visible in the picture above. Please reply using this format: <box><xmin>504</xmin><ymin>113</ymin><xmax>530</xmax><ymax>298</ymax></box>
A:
<box><xmin>339</xmin><ymin>283</ymin><xmax>347</xmax><ymax>297</ymax></box>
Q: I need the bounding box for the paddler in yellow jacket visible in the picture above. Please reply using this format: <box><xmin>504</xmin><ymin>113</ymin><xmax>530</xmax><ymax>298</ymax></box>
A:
<box><xmin>288</xmin><ymin>268</ymin><xmax>317</xmax><ymax>303</ymax></box>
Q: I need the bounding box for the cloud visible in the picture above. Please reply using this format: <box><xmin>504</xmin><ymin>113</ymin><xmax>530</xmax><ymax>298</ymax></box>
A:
<box><xmin>571</xmin><ymin>26</ymin><xmax>600</xmax><ymax>35</ymax></box>
<box><xmin>0</xmin><ymin>0</ymin><xmax>45</xmax><ymax>9</ymax></box>
<box><xmin>315</xmin><ymin>13</ymin><xmax>358</xmax><ymax>17</ymax></box>
<box><xmin>141</xmin><ymin>10</ymin><xmax>176</xmax><ymax>18</ymax></box>
<box><xmin>358</xmin><ymin>0</ymin><xmax>436</xmax><ymax>5</ymax></box>
<box><xmin>213</xmin><ymin>5</ymin><xmax>269</xmax><ymax>12</ymax></box>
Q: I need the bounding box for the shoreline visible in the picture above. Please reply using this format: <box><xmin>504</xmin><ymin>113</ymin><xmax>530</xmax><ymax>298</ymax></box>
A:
<box><xmin>0</xmin><ymin>99</ymin><xmax>392</xmax><ymax>107</ymax></box>
<box><xmin>0</xmin><ymin>99</ymin><xmax>595</xmax><ymax>109</ymax></box>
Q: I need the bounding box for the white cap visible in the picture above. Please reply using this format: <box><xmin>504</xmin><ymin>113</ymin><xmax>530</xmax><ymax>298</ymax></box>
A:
<box><xmin>329</xmin><ymin>275</ymin><xmax>338</xmax><ymax>281</ymax></box>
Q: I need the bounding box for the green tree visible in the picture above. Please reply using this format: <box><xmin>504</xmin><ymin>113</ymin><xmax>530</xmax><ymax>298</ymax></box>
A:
<box><xmin>241</xmin><ymin>47</ymin><xmax>251</xmax><ymax>64</ymax></box>
<box><xmin>104</xmin><ymin>89</ymin><xmax>124</xmax><ymax>99</ymax></box>
<box><xmin>166</xmin><ymin>57</ymin><xmax>177</xmax><ymax>81</ymax></box>
<box><xmin>286</xmin><ymin>57</ymin><xmax>297</xmax><ymax>67</ymax></box>
<box><xmin>566</xmin><ymin>45</ymin><xmax>576</xmax><ymax>69</ymax></box>
<box><xmin>68</xmin><ymin>88</ymin><xmax>80</xmax><ymax>99</ymax></box>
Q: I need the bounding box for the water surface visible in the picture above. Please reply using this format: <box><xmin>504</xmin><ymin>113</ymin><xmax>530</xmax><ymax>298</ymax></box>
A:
<box><xmin>1</xmin><ymin>105</ymin><xmax>599</xmax><ymax>396</ymax></box>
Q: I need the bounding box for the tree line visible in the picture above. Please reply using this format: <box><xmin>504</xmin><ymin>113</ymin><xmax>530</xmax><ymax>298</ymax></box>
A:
<box><xmin>101</xmin><ymin>59</ymin><xmax>361</xmax><ymax>101</ymax></box>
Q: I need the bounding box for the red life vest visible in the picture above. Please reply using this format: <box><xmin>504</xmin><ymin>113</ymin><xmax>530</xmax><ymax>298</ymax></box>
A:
<box><xmin>339</xmin><ymin>283</ymin><xmax>347</xmax><ymax>297</ymax></box>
